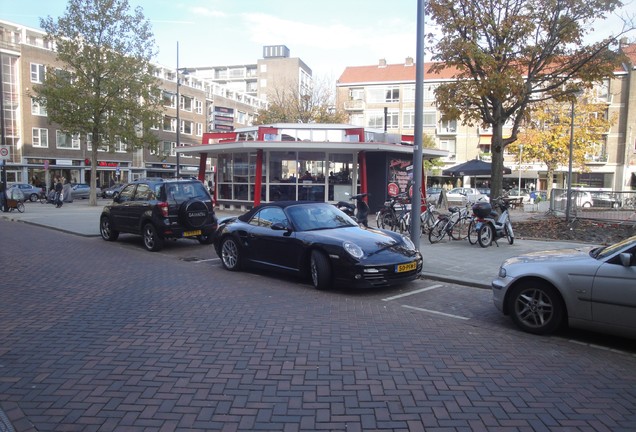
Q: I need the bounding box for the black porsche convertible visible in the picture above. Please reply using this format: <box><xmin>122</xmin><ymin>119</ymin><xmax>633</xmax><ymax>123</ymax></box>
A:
<box><xmin>213</xmin><ymin>201</ymin><xmax>423</xmax><ymax>290</ymax></box>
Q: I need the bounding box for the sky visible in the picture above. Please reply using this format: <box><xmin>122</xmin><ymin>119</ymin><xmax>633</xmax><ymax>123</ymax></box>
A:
<box><xmin>1</xmin><ymin>0</ymin><xmax>634</xmax><ymax>81</ymax></box>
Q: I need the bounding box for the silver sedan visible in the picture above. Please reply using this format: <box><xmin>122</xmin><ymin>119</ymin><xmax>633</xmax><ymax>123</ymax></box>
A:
<box><xmin>492</xmin><ymin>235</ymin><xmax>636</xmax><ymax>339</ymax></box>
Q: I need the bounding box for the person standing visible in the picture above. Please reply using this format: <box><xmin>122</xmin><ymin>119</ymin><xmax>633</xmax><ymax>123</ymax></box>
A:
<box><xmin>54</xmin><ymin>177</ymin><xmax>63</xmax><ymax>208</ymax></box>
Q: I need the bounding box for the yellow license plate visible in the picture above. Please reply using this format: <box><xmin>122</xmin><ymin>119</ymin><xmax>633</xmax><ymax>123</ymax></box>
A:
<box><xmin>183</xmin><ymin>230</ymin><xmax>202</xmax><ymax>237</ymax></box>
<box><xmin>396</xmin><ymin>262</ymin><xmax>417</xmax><ymax>273</ymax></box>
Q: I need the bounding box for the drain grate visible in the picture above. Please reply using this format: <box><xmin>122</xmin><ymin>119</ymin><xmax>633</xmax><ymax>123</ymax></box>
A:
<box><xmin>181</xmin><ymin>257</ymin><xmax>204</xmax><ymax>262</ymax></box>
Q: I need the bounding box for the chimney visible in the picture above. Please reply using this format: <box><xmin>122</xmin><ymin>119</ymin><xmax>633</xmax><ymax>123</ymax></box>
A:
<box><xmin>405</xmin><ymin>57</ymin><xmax>414</xmax><ymax>66</ymax></box>
<box><xmin>379</xmin><ymin>58</ymin><xmax>387</xmax><ymax>68</ymax></box>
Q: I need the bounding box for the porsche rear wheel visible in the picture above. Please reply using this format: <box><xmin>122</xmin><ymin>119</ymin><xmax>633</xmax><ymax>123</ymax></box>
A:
<box><xmin>220</xmin><ymin>237</ymin><xmax>242</xmax><ymax>271</ymax></box>
<box><xmin>310</xmin><ymin>250</ymin><xmax>332</xmax><ymax>290</ymax></box>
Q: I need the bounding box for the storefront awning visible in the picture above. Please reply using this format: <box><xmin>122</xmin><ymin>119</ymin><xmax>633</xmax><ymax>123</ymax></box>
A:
<box><xmin>177</xmin><ymin>140</ymin><xmax>448</xmax><ymax>159</ymax></box>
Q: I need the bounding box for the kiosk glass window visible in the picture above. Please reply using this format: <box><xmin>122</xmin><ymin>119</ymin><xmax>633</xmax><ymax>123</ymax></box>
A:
<box><xmin>269</xmin><ymin>151</ymin><xmax>297</xmax><ymax>201</ymax></box>
<box><xmin>298</xmin><ymin>151</ymin><xmax>326</xmax><ymax>201</ymax></box>
<box><xmin>328</xmin><ymin>153</ymin><xmax>354</xmax><ymax>201</ymax></box>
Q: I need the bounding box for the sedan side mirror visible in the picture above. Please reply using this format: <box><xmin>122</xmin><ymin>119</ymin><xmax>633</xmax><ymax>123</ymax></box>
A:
<box><xmin>619</xmin><ymin>252</ymin><xmax>634</xmax><ymax>267</ymax></box>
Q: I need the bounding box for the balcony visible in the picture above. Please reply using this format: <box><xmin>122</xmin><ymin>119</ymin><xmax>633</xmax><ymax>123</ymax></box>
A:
<box><xmin>344</xmin><ymin>100</ymin><xmax>365</xmax><ymax>111</ymax></box>
<box><xmin>585</xmin><ymin>154</ymin><xmax>608</xmax><ymax>165</ymax></box>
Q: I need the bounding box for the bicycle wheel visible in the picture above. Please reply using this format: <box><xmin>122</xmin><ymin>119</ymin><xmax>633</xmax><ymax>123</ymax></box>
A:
<box><xmin>428</xmin><ymin>218</ymin><xmax>447</xmax><ymax>244</ymax></box>
<box><xmin>505</xmin><ymin>220</ymin><xmax>514</xmax><ymax>245</ymax></box>
<box><xmin>398</xmin><ymin>212</ymin><xmax>410</xmax><ymax>233</ymax></box>
<box><xmin>477</xmin><ymin>223</ymin><xmax>494</xmax><ymax>248</ymax></box>
<box><xmin>450</xmin><ymin>215</ymin><xmax>471</xmax><ymax>240</ymax></box>
<box><xmin>467</xmin><ymin>219</ymin><xmax>479</xmax><ymax>245</ymax></box>
<box><xmin>377</xmin><ymin>210</ymin><xmax>392</xmax><ymax>229</ymax></box>
<box><xmin>16</xmin><ymin>201</ymin><xmax>25</xmax><ymax>213</ymax></box>
<box><xmin>420</xmin><ymin>211</ymin><xmax>438</xmax><ymax>235</ymax></box>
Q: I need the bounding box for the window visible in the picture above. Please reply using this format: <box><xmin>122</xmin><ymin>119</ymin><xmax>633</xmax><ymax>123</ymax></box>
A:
<box><xmin>439</xmin><ymin>139</ymin><xmax>456</xmax><ymax>154</ymax></box>
<box><xmin>162</xmin><ymin>91</ymin><xmax>175</xmax><ymax>107</ymax></box>
<box><xmin>350</xmin><ymin>88</ymin><xmax>364</xmax><ymax>101</ymax></box>
<box><xmin>31</xmin><ymin>98</ymin><xmax>47</xmax><ymax>116</ymax></box>
<box><xmin>195</xmin><ymin>99</ymin><xmax>203</xmax><ymax>114</ymax></box>
<box><xmin>366</xmin><ymin>86</ymin><xmax>399</xmax><ymax>103</ymax></box>
<box><xmin>181</xmin><ymin>120</ymin><xmax>193</xmax><ymax>135</ymax></box>
<box><xmin>87</xmin><ymin>134</ymin><xmax>109</xmax><ymax>151</ymax></box>
<box><xmin>403</xmin><ymin>111</ymin><xmax>415</xmax><ymax>129</ymax></box>
<box><xmin>196</xmin><ymin>123</ymin><xmax>203</xmax><ymax>136</ymax></box>
<box><xmin>438</xmin><ymin>119</ymin><xmax>457</xmax><ymax>133</ymax></box>
<box><xmin>163</xmin><ymin>116</ymin><xmax>176</xmax><ymax>132</ymax></box>
<box><xmin>249</xmin><ymin>207</ymin><xmax>287</xmax><ymax>228</ymax></box>
<box><xmin>180</xmin><ymin>95</ymin><xmax>193</xmax><ymax>112</ymax></box>
<box><xmin>260</xmin><ymin>64</ymin><xmax>267</xmax><ymax>73</ymax></box>
<box><xmin>424</xmin><ymin>84</ymin><xmax>438</xmax><ymax>101</ymax></box>
<box><xmin>114</xmin><ymin>138</ymin><xmax>127</xmax><ymax>153</ymax></box>
<box><xmin>367</xmin><ymin>111</ymin><xmax>385</xmax><ymax>128</ymax></box>
<box><xmin>260</xmin><ymin>78</ymin><xmax>267</xmax><ymax>88</ymax></box>
<box><xmin>403</xmin><ymin>85</ymin><xmax>416</xmax><ymax>102</ymax></box>
<box><xmin>151</xmin><ymin>141</ymin><xmax>175</xmax><ymax>157</ymax></box>
<box><xmin>385</xmin><ymin>86</ymin><xmax>399</xmax><ymax>102</ymax></box>
<box><xmin>32</xmin><ymin>128</ymin><xmax>48</xmax><ymax>148</ymax></box>
<box><xmin>386</xmin><ymin>109</ymin><xmax>399</xmax><ymax>129</ymax></box>
<box><xmin>56</xmin><ymin>131</ymin><xmax>80</xmax><ymax>149</ymax></box>
<box><xmin>134</xmin><ymin>183</ymin><xmax>153</xmax><ymax>201</ymax></box>
<box><xmin>30</xmin><ymin>63</ymin><xmax>45</xmax><ymax>83</ymax></box>
<box><xmin>423</xmin><ymin>111</ymin><xmax>437</xmax><ymax>127</ymax></box>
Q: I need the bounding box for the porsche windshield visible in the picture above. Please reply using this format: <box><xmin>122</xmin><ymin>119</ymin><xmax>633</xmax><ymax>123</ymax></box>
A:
<box><xmin>287</xmin><ymin>204</ymin><xmax>357</xmax><ymax>231</ymax></box>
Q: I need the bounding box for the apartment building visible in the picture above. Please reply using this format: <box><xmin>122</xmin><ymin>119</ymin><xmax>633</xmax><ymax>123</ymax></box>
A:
<box><xmin>336</xmin><ymin>50</ymin><xmax>636</xmax><ymax>192</ymax></box>
<box><xmin>187</xmin><ymin>45</ymin><xmax>313</xmax><ymax>102</ymax></box>
<box><xmin>0</xmin><ymin>19</ymin><xmax>268</xmax><ymax>188</ymax></box>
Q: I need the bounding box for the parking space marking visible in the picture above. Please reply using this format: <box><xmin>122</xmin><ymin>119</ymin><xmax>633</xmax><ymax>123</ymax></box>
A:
<box><xmin>402</xmin><ymin>304</ymin><xmax>470</xmax><ymax>320</ymax></box>
<box><xmin>194</xmin><ymin>258</ymin><xmax>220</xmax><ymax>263</ymax></box>
<box><xmin>382</xmin><ymin>284</ymin><xmax>442</xmax><ymax>301</ymax></box>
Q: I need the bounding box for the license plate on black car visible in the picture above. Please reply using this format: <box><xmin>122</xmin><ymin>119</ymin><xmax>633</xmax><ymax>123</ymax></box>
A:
<box><xmin>183</xmin><ymin>230</ymin><xmax>201</xmax><ymax>237</ymax></box>
<box><xmin>396</xmin><ymin>262</ymin><xmax>417</xmax><ymax>273</ymax></box>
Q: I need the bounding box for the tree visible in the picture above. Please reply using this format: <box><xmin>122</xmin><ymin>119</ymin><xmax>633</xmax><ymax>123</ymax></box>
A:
<box><xmin>509</xmin><ymin>93</ymin><xmax>617</xmax><ymax>198</ymax></box>
<box><xmin>426</xmin><ymin>0</ymin><xmax>634</xmax><ymax>200</ymax></box>
<box><xmin>34</xmin><ymin>0</ymin><xmax>163</xmax><ymax>205</ymax></box>
<box><xmin>255</xmin><ymin>75</ymin><xmax>348</xmax><ymax>125</ymax></box>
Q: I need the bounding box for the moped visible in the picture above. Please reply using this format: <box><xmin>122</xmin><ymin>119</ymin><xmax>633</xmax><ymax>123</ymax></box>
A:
<box><xmin>336</xmin><ymin>192</ymin><xmax>370</xmax><ymax>227</ymax></box>
<box><xmin>471</xmin><ymin>198</ymin><xmax>514</xmax><ymax>248</ymax></box>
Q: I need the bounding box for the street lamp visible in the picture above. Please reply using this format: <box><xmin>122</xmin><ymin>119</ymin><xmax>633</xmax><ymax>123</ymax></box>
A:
<box><xmin>565</xmin><ymin>90</ymin><xmax>583</xmax><ymax>222</ymax></box>
<box><xmin>176</xmin><ymin>42</ymin><xmax>181</xmax><ymax>178</ymax></box>
<box><xmin>518</xmin><ymin>144</ymin><xmax>523</xmax><ymax>197</ymax></box>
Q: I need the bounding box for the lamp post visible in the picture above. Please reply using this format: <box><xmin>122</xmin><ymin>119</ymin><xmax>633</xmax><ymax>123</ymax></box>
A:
<box><xmin>175</xmin><ymin>42</ymin><xmax>181</xmax><ymax>178</ymax></box>
<box><xmin>518</xmin><ymin>144</ymin><xmax>523</xmax><ymax>197</ymax></box>
<box><xmin>565</xmin><ymin>92</ymin><xmax>581</xmax><ymax>222</ymax></box>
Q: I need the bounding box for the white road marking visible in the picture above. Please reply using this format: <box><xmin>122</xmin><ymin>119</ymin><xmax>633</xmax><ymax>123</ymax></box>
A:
<box><xmin>382</xmin><ymin>284</ymin><xmax>442</xmax><ymax>301</ymax></box>
<box><xmin>194</xmin><ymin>258</ymin><xmax>220</xmax><ymax>263</ymax></box>
<box><xmin>401</xmin><ymin>305</ymin><xmax>470</xmax><ymax>320</ymax></box>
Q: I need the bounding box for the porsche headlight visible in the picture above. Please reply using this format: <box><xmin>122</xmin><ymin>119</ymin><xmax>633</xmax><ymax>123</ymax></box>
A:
<box><xmin>343</xmin><ymin>241</ymin><xmax>364</xmax><ymax>259</ymax></box>
<box><xmin>401</xmin><ymin>235</ymin><xmax>416</xmax><ymax>250</ymax></box>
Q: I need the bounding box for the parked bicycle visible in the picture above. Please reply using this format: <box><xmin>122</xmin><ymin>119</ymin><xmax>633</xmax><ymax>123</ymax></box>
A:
<box><xmin>428</xmin><ymin>204</ymin><xmax>470</xmax><ymax>243</ymax></box>
<box><xmin>376</xmin><ymin>192</ymin><xmax>410</xmax><ymax>231</ymax></box>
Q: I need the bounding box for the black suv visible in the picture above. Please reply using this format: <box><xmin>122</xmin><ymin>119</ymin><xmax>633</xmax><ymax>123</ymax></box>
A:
<box><xmin>99</xmin><ymin>178</ymin><xmax>218</xmax><ymax>251</ymax></box>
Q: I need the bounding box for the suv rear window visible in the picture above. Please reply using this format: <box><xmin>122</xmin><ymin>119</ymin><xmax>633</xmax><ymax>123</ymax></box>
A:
<box><xmin>164</xmin><ymin>182</ymin><xmax>209</xmax><ymax>202</ymax></box>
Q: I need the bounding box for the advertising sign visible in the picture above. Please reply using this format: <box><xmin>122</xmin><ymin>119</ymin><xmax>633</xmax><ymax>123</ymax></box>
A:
<box><xmin>0</xmin><ymin>145</ymin><xmax>10</xmax><ymax>160</ymax></box>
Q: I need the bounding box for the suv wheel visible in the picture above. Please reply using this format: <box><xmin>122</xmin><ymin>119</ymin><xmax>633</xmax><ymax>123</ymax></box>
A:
<box><xmin>143</xmin><ymin>223</ymin><xmax>164</xmax><ymax>252</ymax></box>
<box><xmin>179</xmin><ymin>199</ymin><xmax>209</xmax><ymax>229</ymax></box>
<box><xmin>100</xmin><ymin>216</ymin><xmax>119</xmax><ymax>241</ymax></box>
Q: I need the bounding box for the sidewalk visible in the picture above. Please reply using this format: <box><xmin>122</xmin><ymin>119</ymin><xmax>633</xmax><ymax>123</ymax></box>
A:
<box><xmin>1</xmin><ymin>198</ymin><xmax>593</xmax><ymax>289</ymax></box>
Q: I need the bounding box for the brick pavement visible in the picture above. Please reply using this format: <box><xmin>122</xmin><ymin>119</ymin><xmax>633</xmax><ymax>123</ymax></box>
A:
<box><xmin>1</xmin><ymin>218</ymin><xmax>635</xmax><ymax>431</ymax></box>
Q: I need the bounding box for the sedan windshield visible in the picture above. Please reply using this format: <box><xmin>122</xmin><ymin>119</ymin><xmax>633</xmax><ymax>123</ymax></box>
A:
<box><xmin>287</xmin><ymin>204</ymin><xmax>357</xmax><ymax>231</ymax></box>
<box><xmin>592</xmin><ymin>235</ymin><xmax>636</xmax><ymax>259</ymax></box>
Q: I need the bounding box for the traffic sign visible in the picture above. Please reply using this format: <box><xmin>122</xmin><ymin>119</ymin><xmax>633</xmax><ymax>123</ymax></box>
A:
<box><xmin>0</xmin><ymin>145</ymin><xmax>10</xmax><ymax>160</ymax></box>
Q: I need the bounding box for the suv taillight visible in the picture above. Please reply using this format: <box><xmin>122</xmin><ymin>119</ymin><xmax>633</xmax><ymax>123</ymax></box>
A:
<box><xmin>158</xmin><ymin>201</ymin><xmax>169</xmax><ymax>217</ymax></box>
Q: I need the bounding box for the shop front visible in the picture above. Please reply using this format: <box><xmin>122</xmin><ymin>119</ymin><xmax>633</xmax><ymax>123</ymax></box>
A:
<box><xmin>179</xmin><ymin>124</ymin><xmax>447</xmax><ymax>212</ymax></box>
